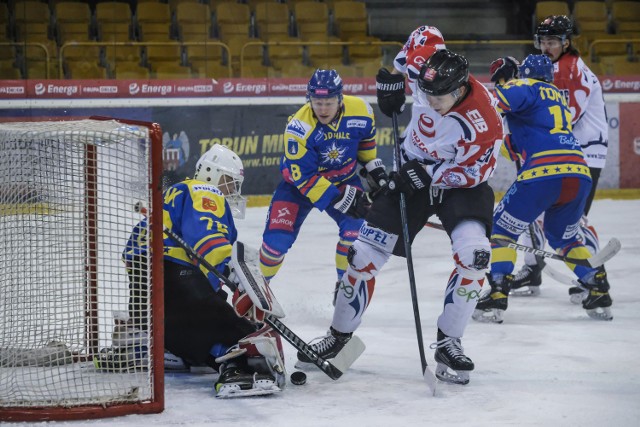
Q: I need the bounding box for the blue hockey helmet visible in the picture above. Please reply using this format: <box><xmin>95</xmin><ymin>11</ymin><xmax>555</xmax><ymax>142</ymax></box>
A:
<box><xmin>519</xmin><ymin>54</ymin><xmax>554</xmax><ymax>83</ymax></box>
<box><xmin>306</xmin><ymin>69</ymin><xmax>343</xmax><ymax>102</ymax></box>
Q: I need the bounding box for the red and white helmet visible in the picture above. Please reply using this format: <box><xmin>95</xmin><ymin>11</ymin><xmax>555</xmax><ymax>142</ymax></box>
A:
<box><xmin>394</xmin><ymin>26</ymin><xmax>447</xmax><ymax>103</ymax></box>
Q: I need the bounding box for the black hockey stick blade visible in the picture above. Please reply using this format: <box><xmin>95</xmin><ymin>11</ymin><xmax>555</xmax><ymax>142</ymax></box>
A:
<box><xmin>266</xmin><ymin>316</ymin><xmax>348</xmax><ymax>380</ymax></box>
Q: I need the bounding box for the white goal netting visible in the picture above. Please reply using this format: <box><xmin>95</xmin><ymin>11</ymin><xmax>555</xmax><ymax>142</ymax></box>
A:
<box><xmin>0</xmin><ymin>119</ymin><xmax>162</xmax><ymax>419</ymax></box>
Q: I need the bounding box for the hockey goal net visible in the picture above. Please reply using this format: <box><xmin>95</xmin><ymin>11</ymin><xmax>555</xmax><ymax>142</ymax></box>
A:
<box><xmin>0</xmin><ymin>118</ymin><xmax>164</xmax><ymax>421</ymax></box>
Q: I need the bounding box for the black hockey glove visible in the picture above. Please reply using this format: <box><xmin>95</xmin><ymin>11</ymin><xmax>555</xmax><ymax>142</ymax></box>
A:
<box><xmin>387</xmin><ymin>159</ymin><xmax>431</xmax><ymax>197</ymax></box>
<box><xmin>359</xmin><ymin>158</ymin><xmax>389</xmax><ymax>198</ymax></box>
<box><xmin>376</xmin><ymin>67</ymin><xmax>406</xmax><ymax>118</ymax></box>
<box><xmin>489</xmin><ymin>56</ymin><xmax>520</xmax><ymax>85</ymax></box>
<box><xmin>332</xmin><ymin>185</ymin><xmax>372</xmax><ymax>219</ymax></box>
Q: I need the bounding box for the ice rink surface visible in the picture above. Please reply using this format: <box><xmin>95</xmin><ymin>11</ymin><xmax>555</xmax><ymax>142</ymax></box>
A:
<box><xmin>44</xmin><ymin>199</ymin><xmax>640</xmax><ymax>427</ymax></box>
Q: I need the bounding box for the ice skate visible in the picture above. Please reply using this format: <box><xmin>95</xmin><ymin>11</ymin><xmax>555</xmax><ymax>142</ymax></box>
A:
<box><xmin>576</xmin><ymin>268</ymin><xmax>613</xmax><ymax>321</ymax></box>
<box><xmin>429</xmin><ymin>330</ymin><xmax>473</xmax><ymax>385</ymax></box>
<box><xmin>510</xmin><ymin>264</ymin><xmax>542</xmax><ymax>296</ymax></box>
<box><xmin>93</xmin><ymin>344</ymin><xmax>148</xmax><ymax>372</ymax></box>
<box><xmin>472</xmin><ymin>274</ymin><xmax>512</xmax><ymax>324</ymax></box>
<box><xmin>296</xmin><ymin>327</ymin><xmax>352</xmax><ymax>366</ymax></box>
<box><xmin>94</xmin><ymin>311</ymin><xmax>149</xmax><ymax>372</ymax></box>
<box><xmin>215</xmin><ymin>365</ymin><xmax>281</xmax><ymax>398</ymax></box>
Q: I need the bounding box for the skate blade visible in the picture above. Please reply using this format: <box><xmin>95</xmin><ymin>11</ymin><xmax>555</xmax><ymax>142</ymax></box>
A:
<box><xmin>216</xmin><ymin>381</ymin><xmax>281</xmax><ymax>398</ymax></box>
<box><xmin>472</xmin><ymin>308</ymin><xmax>504</xmax><ymax>324</ymax></box>
<box><xmin>569</xmin><ymin>292</ymin><xmax>588</xmax><ymax>305</ymax></box>
<box><xmin>435</xmin><ymin>363</ymin><xmax>470</xmax><ymax>385</ymax></box>
<box><xmin>510</xmin><ymin>286</ymin><xmax>540</xmax><ymax>297</ymax></box>
<box><xmin>586</xmin><ymin>306</ymin><xmax>613</xmax><ymax>321</ymax></box>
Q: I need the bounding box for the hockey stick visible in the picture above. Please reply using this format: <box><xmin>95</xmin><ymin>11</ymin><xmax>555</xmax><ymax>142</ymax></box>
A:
<box><xmin>423</xmin><ymin>222</ymin><xmax>621</xmax><ymax>267</ymax></box>
<box><xmin>391</xmin><ymin>112</ymin><xmax>438</xmax><ymax>395</ymax></box>
<box><xmin>160</xmin><ymin>221</ymin><xmax>348</xmax><ymax>380</ymax></box>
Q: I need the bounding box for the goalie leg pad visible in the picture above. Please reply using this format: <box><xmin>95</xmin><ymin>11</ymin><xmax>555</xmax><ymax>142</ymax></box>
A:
<box><xmin>239</xmin><ymin>325</ymin><xmax>287</xmax><ymax>389</ymax></box>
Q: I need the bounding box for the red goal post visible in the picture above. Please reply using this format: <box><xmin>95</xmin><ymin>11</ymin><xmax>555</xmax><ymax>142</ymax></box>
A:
<box><xmin>0</xmin><ymin>117</ymin><xmax>164</xmax><ymax>421</ymax></box>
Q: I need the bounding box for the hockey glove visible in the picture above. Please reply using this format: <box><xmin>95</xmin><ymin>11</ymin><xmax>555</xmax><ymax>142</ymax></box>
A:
<box><xmin>362</xmin><ymin>158</ymin><xmax>389</xmax><ymax>192</ymax></box>
<box><xmin>387</xmin><ymin>159</ymin><xmax>431</xmax><ymax>197</ymax></box>
<box><xmin>232</xmin><ymin>288</ymin><xmax>266</xmax><ymax>323</ymax></box>
<box><xmin>376</xmin><ymin>67</ymin><xmax>406</xmax><ymax>118</ymax></box>
<box><xmin>489</xmin><ymin>56</ymin><xmax>520</xmax><ymax>85</ymax></box>
<box><xmin>332</xmin><ymin>185</ymin><xmax>372</xmax><ymax>219</ymax></box>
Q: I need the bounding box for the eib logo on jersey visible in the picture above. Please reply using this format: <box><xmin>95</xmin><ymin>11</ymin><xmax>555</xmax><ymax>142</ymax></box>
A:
<box><xmin>466</xmin><ymin>109</ymin><xmax>488</xmax><ymax>132</ymax></box>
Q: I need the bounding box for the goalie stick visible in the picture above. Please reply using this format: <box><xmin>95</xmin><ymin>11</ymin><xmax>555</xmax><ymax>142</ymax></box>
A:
<box><xmin>423</xmin><ymin>221</ymin><xmax>621</xmax><ymax>267</ymax></box>
<box><xmin>134</xmin><ymin>203</ymin><xmax>360</xmax><ymax>380</ymax></box>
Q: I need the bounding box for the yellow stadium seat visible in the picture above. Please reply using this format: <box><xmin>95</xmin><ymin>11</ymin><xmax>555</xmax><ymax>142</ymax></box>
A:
<box><xmin>136</xmin><ymin>2</ymin><xmax>173</xmax><ymax>41</ymax></box>
<box><xmin>589</xmin><ymin>34</ymin><xmax>631</xmax><ymax>58</ymax></box>
<box><xmin>104</xmin><ymin>45</ymin><xmax>143</xmax><ymax>65</ymax></box>
<box><xmin>306</xmin><ymin>36</ymin><xmax>345</xmax><ymax>68</ymax></box>
<box><xmin>145</xmin><ymin>43</ymin><xmax>184</xmax><ymax>72</ymax></box>
<box><xmin>355</xmin><ymin>58</ymin><xmax>384</xmax><ymax>78</ymax></box>
<box><xmin>114</xmin><ymin>61</ymin><xmax>151</xmax><ymax>79</ymax></box>
<box><xmin>216</xmin><ymin>2</ymin><xmax>252</xmax><ymax>40</ymax></box>
<box><xmin>155</xmin><ymin>63</ymin><xmax>193</xmax><ymax>79</ymax></box>
<box><xmin>611</xmin><ymin>1</ymin><xmax>640</xmax><ymax>34</ymax></box>
<box><xmin>534</xmin><ymin>1</ymin><xmax>571</xmax><ymax>26</ymax></box>
<box><xmin>176</xmin><ymin>3</ymin><xmax>213</xmax><ymax>40</ymax></box>
<box><xmin>572</xmin><ymin>1</ymin><xmax>610</xmax><ymax>35</ymax></box>
<box><xmin>55</xmin><ymin>2</ymin><xmax>93</xmax><ymax>44</ymax></box>
<box><xmin>65</xmin><ymin>60</ymin><xmax>108</xmax><ymax>79</ymax></box>
<box><xmin>96</xmin><ymin>2</ymin><xmax>133</xmax><ymax>41</ymax></box>
<box><xmin>267</xmin><ymin>36</ymin><xmax>305</xmax><ymax>69</ymax></box>
<box><xmin>190</xmin><ymin>59</ymin><xmax>232</xmax><ymax>78</ymax></box>
<box><xmin>346</xmin><ymin>35</ymin><xmax>383</xmax><ymax>65</ymax></box>
<box><xmin>600</xmin><ymin>55</ymin><xmax>640</xmax><ymax>75</ymax></box>
<box><xmin>168</xmin><ymin>0</ymin><xmax>200</xmax><ymax>13</ymax></box>
<box><xmin>0</xmin><ymin>64</ymin><xmax>21</xmax><ymax>79</ymax></box>
<box><xmin>255</xmin><ymin>2</ymin><xmax>291</xmax><ymax>40</ymax></box>
<box><xmin>294</xmin><ymin>1</ymin><xmax>329</xmax><ymax>40</ymax></box>
<box><xmin>333</xmin><ymin>1</ymin><xmax>369</xmax><ymax>40</ymax></box>
<box><xmin>277</xmin><ymin>60</ymin><xmax>316</xmax><ymax>78</ymax></box>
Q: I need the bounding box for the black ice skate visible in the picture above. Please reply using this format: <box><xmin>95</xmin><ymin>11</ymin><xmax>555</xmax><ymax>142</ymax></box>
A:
<box><xmin>296</xmin><ymin>327</ymin><xmax>352</xmax><ymax>364</ymax></box>
<box><xmin>93</xmin><ymin>344</ymin><xmax>148</xmax><ymax>373</ymax></box>
<box><xmin>574</xmin><ymin>268</ymin><xmax>613</xmax><ymax>321</ymax></box>
<box><xmin>472</xmin><ymin>274</ymin><xmax>512</xmax><ymax>324</ymax></box>
<box><xmin>429</xmin><ymin>330</ymin><xmax>474</xmax><ymax>385</ymax></box>
<box><xmin>215</xmin><ymin>365</ymin><xmax>280</xmax><ymax>398</ymax></box>
<box><xmin>510</xmin><ymin>264</ymin><xmax>542</xmax><ymax>296</ymax></box>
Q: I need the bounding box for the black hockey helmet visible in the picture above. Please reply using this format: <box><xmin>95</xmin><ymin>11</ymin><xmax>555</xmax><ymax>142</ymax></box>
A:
<box><xmin>535</xmin><ymin>15</ymin><xmax>573</xmax><ymax>48</ymax></box>
<box><xmin>417</xmin><ymin>49</ymin><xmax>469</xmax><ymax>96</ymax></box>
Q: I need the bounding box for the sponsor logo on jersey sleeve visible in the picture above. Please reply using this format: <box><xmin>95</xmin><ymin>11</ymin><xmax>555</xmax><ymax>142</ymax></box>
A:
<box><xmin>268</xmin><ymin>201</ymin><xmax>299</xmax><ymax>232</ymax></box>
<box><xmin>346</xmin><ymin>119</ymin><xmax>367</xmax><ymax>128</ymax></box>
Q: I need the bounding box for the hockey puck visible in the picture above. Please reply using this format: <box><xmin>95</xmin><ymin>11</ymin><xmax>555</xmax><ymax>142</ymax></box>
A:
<box><xmin>290</xmin><ymin>371</ymin><xmax>307</xmax><ymax>385</ymax></box>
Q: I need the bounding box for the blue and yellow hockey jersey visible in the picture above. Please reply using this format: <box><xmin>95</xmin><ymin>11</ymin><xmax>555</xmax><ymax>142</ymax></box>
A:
<box><xmin>281</xmin><ymin>95</ymin><xmax>377</xmax><ymax>210</ymax></box>
<box><xmin>494</xmin><ymin>78</ymin><xmax>590</xmax><ymax>183</ymax></box>
<box><xmin>123</xmin><ymin>179</ymin><xmax>238</xmax><ymax>291</ymax></box>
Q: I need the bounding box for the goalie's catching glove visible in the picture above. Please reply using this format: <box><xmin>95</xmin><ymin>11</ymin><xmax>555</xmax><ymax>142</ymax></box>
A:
<box><xmin>376</xmin><ymin>67</ymin><xmax>406</xmax><ymax>118</ymax></box>
<box><xmin>387</xmin><ymin>159</ymin><xmax>431</xmax><ymax>197</ymax></box>
<box><xmin>332</xmin><ymin>185</ymin><xmax>372</xmax><ymax>219</ymax></box>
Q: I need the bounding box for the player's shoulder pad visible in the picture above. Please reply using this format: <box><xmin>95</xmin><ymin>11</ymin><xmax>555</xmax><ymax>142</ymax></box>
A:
<box><xmin>342</xmin><ymin>95</ymin><xmax>374</xmax><ymax>119</ymax></box>
<box><xmin>285</xmin><ymin>104</ymin><xmax>314</xmax><ymax>140</ymax></box>
<box><xmin>185</xmin><ymin>179</ymin><xmax>229</xmax><ymax>216</ymax></box>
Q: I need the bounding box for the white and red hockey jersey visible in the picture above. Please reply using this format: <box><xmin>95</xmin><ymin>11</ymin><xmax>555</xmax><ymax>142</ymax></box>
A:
<box><xmin>553</xmin><ymin>53</ymin><xmax>608</xmax><ymax>169</ymax></box>
<box><xmin>401</xmin><ymin>76</ymin><xmax>504</xmax><ymax>189</ymax></box>
<box><xmin>393</xmin><ymin>25</ymin><xmax>446</xmax><ymax>105</ymax></box>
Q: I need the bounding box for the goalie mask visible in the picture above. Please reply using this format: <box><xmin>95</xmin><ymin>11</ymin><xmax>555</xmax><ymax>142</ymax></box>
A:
<box><xmin>194</xmin><ymin>144</ymin><xmax>246</xmax><ymax>219</ymax></box>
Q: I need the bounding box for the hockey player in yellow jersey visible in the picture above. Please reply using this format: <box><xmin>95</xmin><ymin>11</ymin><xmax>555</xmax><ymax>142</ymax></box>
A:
<box><xmin>259</xmin><ymin>69</ymin><xmax>388</xmax><ymax>302</ymax></box>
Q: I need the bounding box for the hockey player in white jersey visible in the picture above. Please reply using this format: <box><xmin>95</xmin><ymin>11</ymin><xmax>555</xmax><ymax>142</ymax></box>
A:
<box><xmin>299</xmin><ymin>49</ymin><xmax>503</xmax><ymax>385</ymax></box>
